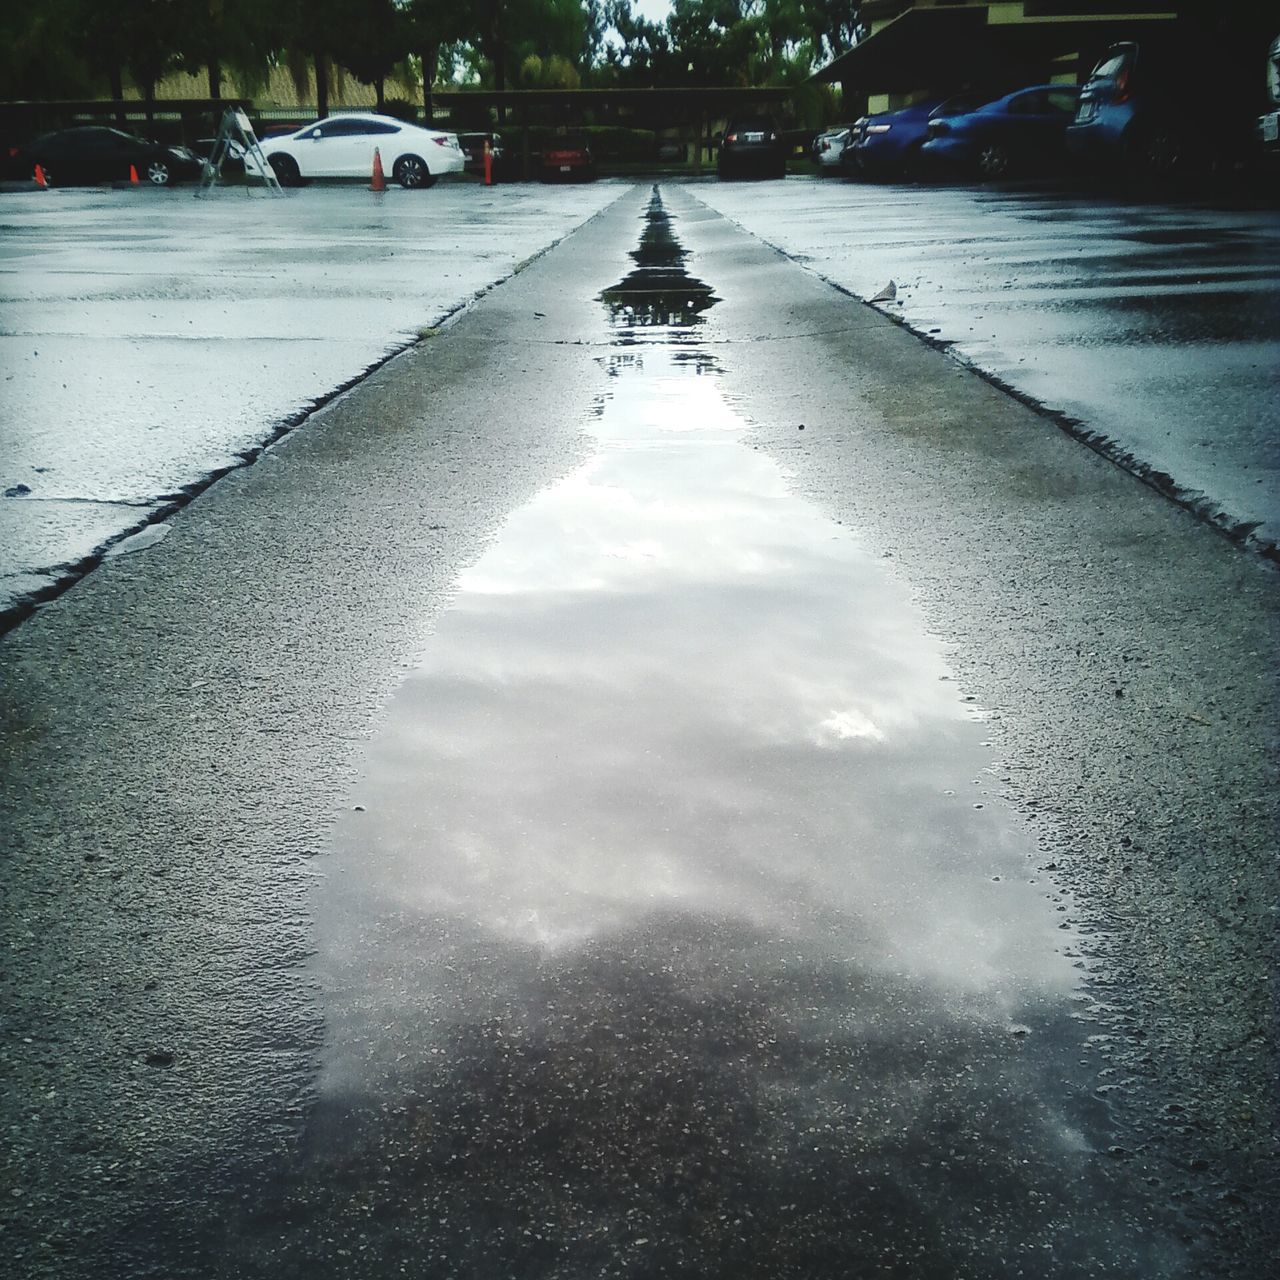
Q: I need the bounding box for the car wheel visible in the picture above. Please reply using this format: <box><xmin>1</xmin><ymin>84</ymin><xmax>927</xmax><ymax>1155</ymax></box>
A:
<box><xmin>393</xmin><ymin>154</ymin><xmax>435</xmax><ymax>189</ymax></box>
<box><xmin>268</xmin><ymin>154</ymin><xmax>301</xmax><ymax>186</ymax></box>
<box><xmin>900</xmin><ymin>143</ymin><xmax>926</xmax><ymax>181</ymax></box>
<box><xmin>1138</xmin><ymin>129</ymin><xmax>1183</xmax><ymax>177</ymax></box>
<box><xmin>976</xmin><ymin>143</ymin><xmax>1011</xmax><ymax>179</ymax></box>
<box><xmin>145</xmin><ymin>159</ymin><xmax>172</xmax><ymax>186</ymax></box>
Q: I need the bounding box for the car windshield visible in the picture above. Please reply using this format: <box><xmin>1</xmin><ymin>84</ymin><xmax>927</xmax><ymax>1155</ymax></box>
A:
<box><xmin>729</xmin><ymin>119</ymin><xmax>774</xmax><ymax>132</ymax></box>
<box><xmin>933</xmin><ymin>94</ymin><xmax>985</xmax><ymax>118</ymax></box>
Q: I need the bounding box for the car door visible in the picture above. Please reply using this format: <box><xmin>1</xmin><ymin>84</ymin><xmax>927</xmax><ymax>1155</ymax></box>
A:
<box><xmin>61</xmin><ymin>129</ymin><xmax>120</xmax><ymax>183</ymax></box>
<box><xmin>299</xmin><ymin>119</ymin><xmax>363</xmax><ymax>177</ymax></box>
<box><xmin>360</xmin><ymin>120</ymin><xmax>403</xmax><ymax>174</ymax></box>
<box><xmin>1003</xmin><ymin>91</ymin><xmax>1076</xmax><ymax>161</ymax></box>
<box><xmin>102</xmin><ymin>129</ymin><xmax>146</xmax><ymax>180</ymax></box>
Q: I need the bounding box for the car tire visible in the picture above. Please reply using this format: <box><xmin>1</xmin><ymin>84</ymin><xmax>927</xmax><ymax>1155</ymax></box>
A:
<box><xmin>900</xmin><ymin>143</ymin><xmax>926</xmax><ymax>181</ymax></box>
<box><xmin>145</xmin><ymin>159</ymin><xmax>172</xmax><ymax>186</ymax></box>
<box><xmin>268</xmin><ymin>154</ymin><xmax>302</xmax><ymax>187</ymax></box>
<box><xmin>1136</xmin><ymin>129</ymin><xmax>1184</xmax><ymax>178</ymax></box>
<box><xmin>976</xmin><ymin>143</ymin><xmax>1011</xmax><ymax>179</ymax></box>
<box><xmin>393</xmin><ymin>155</ymin><xmax>435</xmax><ymax>189</ymax></box>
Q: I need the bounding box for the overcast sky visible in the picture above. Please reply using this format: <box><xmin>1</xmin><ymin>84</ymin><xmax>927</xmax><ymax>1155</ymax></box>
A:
<box><xmin>631</xmin><ymin>0</ymin><xmax>674</xmax><ymax>23</ymax></box>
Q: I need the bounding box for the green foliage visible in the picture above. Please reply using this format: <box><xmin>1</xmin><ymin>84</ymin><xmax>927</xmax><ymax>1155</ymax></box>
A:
<box><xmin>0</xmin><ymin>0</ymin><xmax>866</xmax><ymax>103</ymax></box>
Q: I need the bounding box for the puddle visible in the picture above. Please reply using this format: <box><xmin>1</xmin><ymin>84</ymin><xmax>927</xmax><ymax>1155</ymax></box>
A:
<box><xmin>247</xmin><ymin>190</ymin><xmax>1186</xmax><ymax>1276</ymax></box>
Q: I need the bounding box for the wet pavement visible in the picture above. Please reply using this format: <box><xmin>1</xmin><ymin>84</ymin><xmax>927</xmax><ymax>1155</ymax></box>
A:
<box><xmin>0</xmin><ymin>182</ymin><xmax>622</xmax><ymax>626</ymax></box>
<box><xmin>216</xmin><ymin>193</ymin><xmax>1190</xmax><ymax>1277</ymax></box>
<box><xmin>687</xmin><ymin>178</ymin><xmax>1280</xmax><ymax>559</ymax></box>
<box><xmin>1</xmin><ymin>183</ymin><xmax>1275</xmax><ymax>1278</ymax></box>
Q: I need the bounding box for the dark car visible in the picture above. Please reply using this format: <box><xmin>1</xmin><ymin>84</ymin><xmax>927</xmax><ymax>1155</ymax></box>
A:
<box><xmin>459</xmin><ymin>131</ymin><xmax>518</xmax><ymax>181</ymax></box>
<box><xmin>539</xmin><ymin>135</ymin><xmax>595</xmax><ymax>182</ymax></box>
<box><xmin>19</xmin><ymin>126</ymin><xmax>203</xmax><ymax>187</ymax></box>
<box><xmin>1067</xmin><ymin>40</ymin><xmax>1262</xmax><ymax>178</ymax></box>
<box><xmin>717</xmin><ymin>116</ymin><xmax>786</xmax><ymax>180</ymax></box>
<box><xmin>847</xmin><ymin>95</ymin><xmax>991</xmax><ymax>179</ymax></box>
<box><xmin>921</xmin><ymin>85</ymin><xmax>1080</xmax><ymax>179</ymax></box>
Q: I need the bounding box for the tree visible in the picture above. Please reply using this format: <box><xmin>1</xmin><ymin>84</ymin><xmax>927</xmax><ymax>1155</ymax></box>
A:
<box><xmin>174</xmin><ymin>0</ymin><xmax>282</xmax><ymax>102</ymax></box>
<box><xmin>330</xmin><ymin>0</ymin><xmax>409</xmax><ymax>110</ymax></box>
<box><xmin>403</xmin><ymin>0</ymin><xmax>472</xmax><ymax>117</ymax></box>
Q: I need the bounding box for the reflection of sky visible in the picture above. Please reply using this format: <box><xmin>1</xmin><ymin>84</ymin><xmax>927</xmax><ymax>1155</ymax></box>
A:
<box><xmin>326</xmin><ymin>342</ymin><xmax>1078</xmax><ymax>1005</ymax></box>
<box><xmin>296</xmin><ymin>204</ymin><xmax>1182</xmax><ymax>1276</ymax></box>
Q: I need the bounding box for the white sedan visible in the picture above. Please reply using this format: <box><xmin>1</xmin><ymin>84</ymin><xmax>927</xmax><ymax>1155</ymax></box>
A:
<box><xmin>256</xmin><ymin>113</ymin><xmax>464</xmax><ymax>188</ymax></box>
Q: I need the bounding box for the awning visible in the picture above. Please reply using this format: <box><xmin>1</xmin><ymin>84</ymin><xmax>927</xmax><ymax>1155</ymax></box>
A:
<box><xmin>813</xmin><ymin>5</ymin><xmax>1179</xmax><ymax>93</ymax></box>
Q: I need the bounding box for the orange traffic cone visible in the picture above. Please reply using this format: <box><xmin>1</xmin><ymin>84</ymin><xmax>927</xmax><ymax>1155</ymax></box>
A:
<box><xmin>33</xmin><ymin>163</ymin><xmax>48</xmax><ymax>188</ymax></box>
<box><xmin>370</xmin><ymin>147</ymin><xmax>386</xmax><ymax>192</ymax></box>
<box><xmin>129</xmin><ymin>163</ymin><xmax>140</xmax><ymax>183</ymax></box>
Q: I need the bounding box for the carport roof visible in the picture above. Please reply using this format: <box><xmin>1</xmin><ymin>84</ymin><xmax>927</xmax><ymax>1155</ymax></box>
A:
<box><xmin>813</xmin><ymin>5</ymin><xmax>1178</xmax><ymax>91</ymax></box>
<box><xmin>432</xmin><ymin>88</ymin><xmax>791</xmax><ymax>115</ymax></box>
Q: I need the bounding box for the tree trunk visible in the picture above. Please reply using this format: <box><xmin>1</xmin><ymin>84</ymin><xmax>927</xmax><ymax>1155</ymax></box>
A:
<box><xmin>421</xmin><ymin>43</ymin><xmax>439</xmax><ymax>121</ymax></box>
<box><xmin>488</xmin><ymin>1</ymin><xmax>506</xmax><ymax>125</ymax></box>
<box><xmin>315</xmin><ymin>50</ymin><xmax>329</xmax><ymax>119</ymax></box>
<box><xmin>143</xmin><ymin>79</ymin><xmax>156</xmax><ymax>128</ymax></box>
<box><xmin>109</xmin><ymin>64</ymin><xmax>126</xmax><ymax>127</ymax></box>
<box><xmin>376</xmin><ymin>77</ymin><xmax>385</xmax><ymax>111</ymax></box>
<box><xmin>207</xmin><ymin>57</ymin><xmax>222</xmax><ymax>101</ymax></box>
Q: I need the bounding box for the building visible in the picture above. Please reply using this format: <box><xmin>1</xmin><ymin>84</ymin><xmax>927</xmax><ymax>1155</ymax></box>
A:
<box><xmin>816</xmin><ymin>1</ymin><xmax>1180</xmax><ymax>114</ymax></box>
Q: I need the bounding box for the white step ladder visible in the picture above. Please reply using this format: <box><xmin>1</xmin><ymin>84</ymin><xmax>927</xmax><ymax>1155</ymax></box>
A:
<box><xmin>196</xmin><ymin>107</ymin><xmax>283</xmax><ymax>196</ymax></box>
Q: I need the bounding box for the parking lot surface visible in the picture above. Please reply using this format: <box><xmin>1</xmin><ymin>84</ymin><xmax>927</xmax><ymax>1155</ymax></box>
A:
<box><xmin>0</xmin><ymin>182</ymin><xmax>623</xmax><ymax>624</ymax></box>
<box><xmin>1</xmin><ymin>181</ymin><xmax>1275</xmax><ymax>1278</ymax></box>
<box><xmin>688</xmin><ymin>177</ymin><xmax>1280</xmax><ymax>558</ymax></box>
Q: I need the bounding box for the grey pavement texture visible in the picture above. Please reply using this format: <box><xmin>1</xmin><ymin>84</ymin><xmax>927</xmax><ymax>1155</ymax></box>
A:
<box><xmin>688</xmin><ymin>178</ymin><xmax>1280</xmax><ymax>560</ymax></box>
<box><xmin>0</xmin><ymin>181</ymin><xmax>624</xmax><ymax>625</ymax></box>
<box><xmin>0</xmin><ymin>182</ymin><xmax>1276</xmax><ymax>1277</ymax></box>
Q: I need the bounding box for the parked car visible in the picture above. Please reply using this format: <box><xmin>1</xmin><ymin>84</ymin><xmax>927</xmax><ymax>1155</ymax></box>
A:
<box><xmin>253</xmin><ymin>113</ymin><xmax>463</xmax><ymax>188</ymax></box>
<box><xmin>811</xmin><ymin>125</ymin><xmax>854</xmax><ymax>173</ymax></box>
<box><xmin>1260</xmin><ymin>34</ymin><xmax>1280</xmax><ymax>168</ymax></box>
<box><xmin>17</xmin><ymin>127</ymin><xmax>204</xmax><ymax>187</ymax></box>
<box><xmin>846</xmin><ymin>96</ymin><xmax>992</xmax><ymax>179</ymax></box>
<box><xmin>921</xmin><ymin>85</ymin><xmax>1080</xmax><ymax>179</ymax></box>
<box><xmin>717</xmin><ymin>116</ymin><xmax>787</xmax><ymax>179</ymax></box>
<box><xmin>195</xmin><ymin>136</ymin><xmax>246</xmax><ymax>177</ymax></box>
<box><xmin>538</xmin><ymin>135</ymin><xmax>596</xmax><ymax>182</ymax></box>
<box><xmin>458</xmin><ymin>131</ymin><xmax>519</xmax><ymax>181</ymax></box>
<box><xmin>1067</xmin><ymin>40</ymin><xmax>1261</xmax><ymax>178</ymax></box>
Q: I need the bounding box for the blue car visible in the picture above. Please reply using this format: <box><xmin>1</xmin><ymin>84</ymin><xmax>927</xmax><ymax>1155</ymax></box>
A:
<box><xmin>921</xmin><ymin>85</ymin><xmax>1080</xmax><ymax>179</ymax></box>
<box><xmin>847</xmin><ymin>96</ymin><xmax>976</xmax><ymax>179</ymax></box>
<box><xmin>1068</xmin><ymin>39</ymin><xmax>1266</xmax><ymax>178</ymax></box>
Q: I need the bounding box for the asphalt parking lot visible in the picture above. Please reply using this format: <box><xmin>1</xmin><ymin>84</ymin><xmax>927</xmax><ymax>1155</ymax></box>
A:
<box><xmin>690</xmin><ymin>177</ymin><xmax>1280</xmax><ymax>559</ymax></box>
<box><xmin>0</xmin><ymin>181</ymin><xmax>624</xmax><ymax>624</ymax></box>
<box><xmin>1</xmin><ymin>177</ymin><xmax>1276</xmax><ymax>1278</ymax></box>
<box><xmin>5</xmin><ymin>176</ymin><xmax>1276</xmax><ymax>633</ymax></box>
